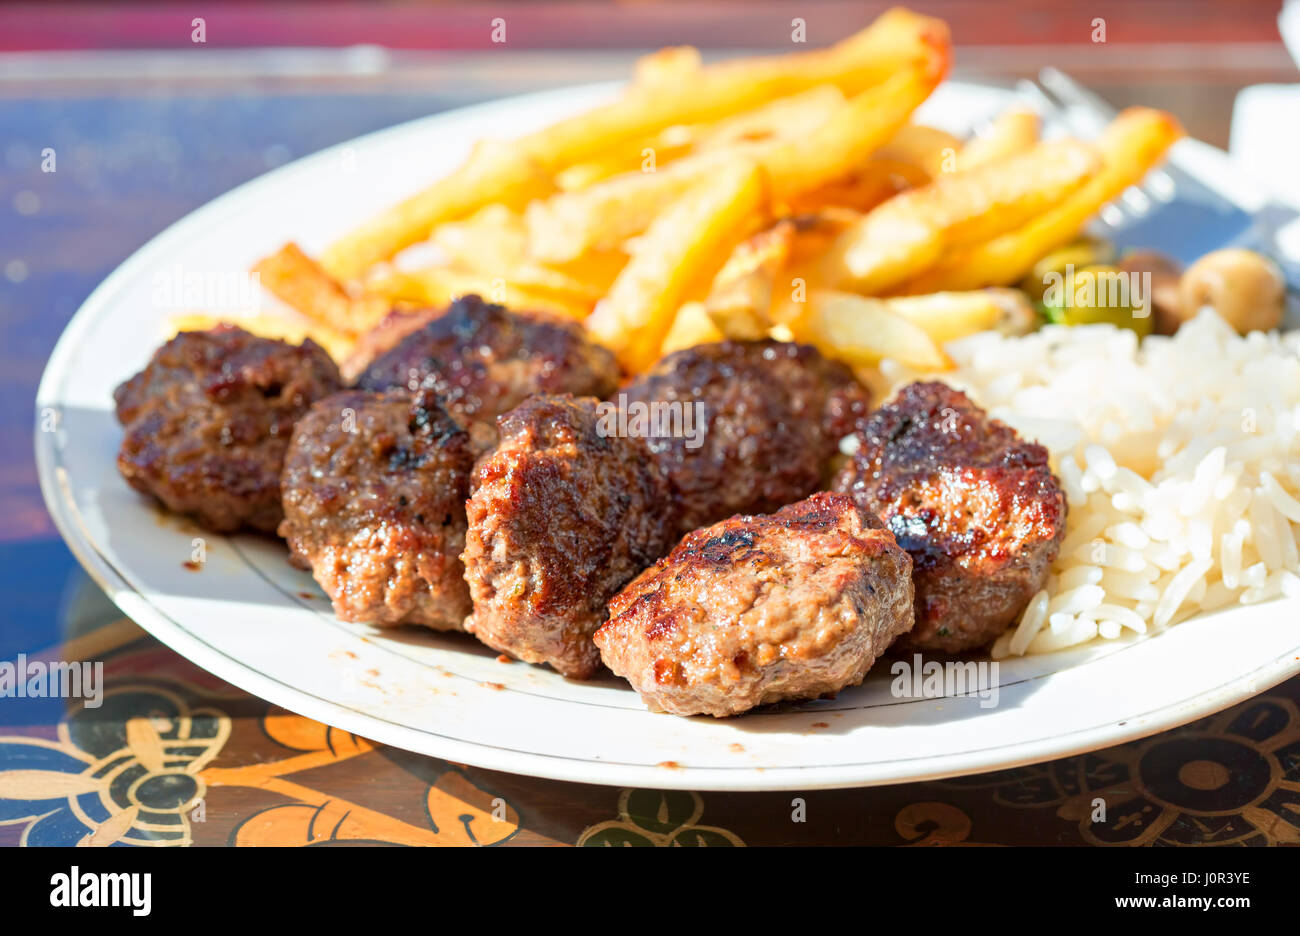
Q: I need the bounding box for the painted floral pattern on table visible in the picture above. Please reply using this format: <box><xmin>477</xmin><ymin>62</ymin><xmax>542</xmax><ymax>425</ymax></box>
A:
<box><xmin>2</xmin><ymin>641</ymin><xmax>1298</xmax><ymax>846</ymax></box>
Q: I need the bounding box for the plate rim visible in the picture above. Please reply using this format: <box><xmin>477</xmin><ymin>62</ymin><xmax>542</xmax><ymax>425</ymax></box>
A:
<box><xmin>34</xmin><ymin>77</ymin><xmax>1300</xmax><ymax>791</ymax></box>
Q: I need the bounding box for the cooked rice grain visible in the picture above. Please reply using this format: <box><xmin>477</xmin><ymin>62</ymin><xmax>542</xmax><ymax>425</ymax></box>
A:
<box><xmin>879</xmin><ymin>310</ymin><xmax>1300</xmax><ymax>658</ymax></box>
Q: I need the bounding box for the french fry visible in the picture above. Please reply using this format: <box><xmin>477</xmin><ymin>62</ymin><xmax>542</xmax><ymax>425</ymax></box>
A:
<box><xmin>551</xmin><ymin>248</ymin><xmax>632</xmax><ymax>297</ymax></box>
<box><xmin>781</xmin><ymin>158</ymin><xmax>926</xmax><ymax>215</ymax></box>
<box><xmin>792</xmin><ymin>289</ymin><xmax>953</xmax><ymax>370</ymax></box>
<box><xmin>660</xmin><ymin>301</ymin><xmax>725</xmax><ymax>355</ymax></box>
<box><xmin>587</xmin><ymin>161</ymin><xmax>766</xmax><ymax>371</ymax></box>
<box><xmin>253</xmin><ymin>242</ymin><xmax>389</xmax><ymax>336</ymax></box>
<box><xmin>711</xmin><ymin>6</ymin><xmax>951</xmax><ymax>98</ymax></box>
<box><xmin>367</xmin><ymin>267</ymin><xmax>590</xmax><ymax>321</ymax></box>
<box><xmin>554</xmin><ymin>125</ymin><xmax>696</xmax><ymax>192</ymax></box>
<box><xmin>902</xmin><ymin>107</ymin><xmax>1184</xmax><ymax>292</ymax></box>
<box><xmin>527</xmin><ymin>141</ymin><xmax>772</xmax><ymax>262</ymax></box>
<box><xmin>883</xmin><ymin>291</ymin><xmax>1005</xmax><ymax>344</ymax></box>
<box><xmin>320</xmin><ymin>7</ymin><xmax>949</xmax><ymax>279</ymax></box>
<box><xmin>166</xmin><ymin>313</ymin><xmax>355</xmax><ymax>363</ymax></box>
<box><xmin>693</xmin><ymin>85</ymin><xmax>847</xmax><ymax>150</ymax></box>
<box><xmin>763</xmin><ymin>63</ymin><xmax>944</xmax><ymax>205</ymax></box>
<box><xmin>958</xmin><ymin>107</ymin><xmax>1040</xmax><ymax>171</ymax></box>
<box><xmin>875</xmin><ymin>123</ymin><xmax>962</xmax><ymax>178</ymax></box>
<box><xmin>554</xmin><ymin>87</ymin><xmax>858</xmax><ymax>195</ymax></box>
<box><xmin>532</xmin><ymin>73</ymin><xmax>900</xmax><ymax>263</ymax></box>
<box><xmin>320</xmin><ymin>140</ymin><xmax>551</xmax><ymax>281</ymax></box>
<box><xmin>634</xmin><ymin>46</ymin><xmax>702</xmax><ymax>88</ymax></box>
<box><xmin>705</xmin><ymin>221</ymin><xmax>798</xmax><ymax>339</ymax></box>
<box><xmin>825</xmin><ymin>138</ymin><xmax>1101</xmax><ymax>293</ymax></box>
<box><xmin>705</xmin><ymin>210</ymin><xmax>865</xmax><ymax>338</ymax></box>
<box><xmin>432</xmin><ymin>206</ymin><xmax>612</xmax><ymax>302</ymax></box>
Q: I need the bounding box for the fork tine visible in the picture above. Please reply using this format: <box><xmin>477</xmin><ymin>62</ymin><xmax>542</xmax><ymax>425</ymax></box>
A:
<box><xmin>1039</xmin><ymin>67</ymin><xmax>1118</xmax><ymax>122</ymax></box>
<box><xmin>1014</xmin><ymin>78</ymin><xmax>1059</xmax><ymax>118</ymax></box>
<box><xmin>1036</xmin><ymin>69</ymin><xmax>1180</xmax><ymax>215</ymax></box>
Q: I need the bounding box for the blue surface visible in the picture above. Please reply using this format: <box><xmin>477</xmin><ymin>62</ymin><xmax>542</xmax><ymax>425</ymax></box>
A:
<box><xmin>0</xmin><ymin>92</ymin><xmax>480</xmax><ymax>667</ymax></box>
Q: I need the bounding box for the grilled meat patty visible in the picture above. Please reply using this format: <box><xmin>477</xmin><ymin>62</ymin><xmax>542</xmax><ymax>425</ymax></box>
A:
<box><xmin>356</xmin><ymin>295</ymin><xmax>621</xmax><ymax>452</ymax></box>
<box><xmin>113</xmin><ymin>325</ymin><xmax>342</xmax><ymax>533</ymax></box>
<box><xmin>462</xmin><ymin>394</ymin><xmax>675</xmax><ymax>678</ymax></box>
<box><xmin>595</xmin><ymin>492</ymin><xmax>914</xmax><ymax>717</ymax></box>
<box><xmin>833</xmin><ymin>381</ymin><xmax>1067</xmax><ymax>653</ymax></box>
<box><xmin>617</xmin><ymin>340</ymin><xmax>870</xmax><ymax>537</ymax></box>
<box><xmin>279</xmin><ymin>388</ymin><xmax>473</xmax><ymax>630</ymax></box>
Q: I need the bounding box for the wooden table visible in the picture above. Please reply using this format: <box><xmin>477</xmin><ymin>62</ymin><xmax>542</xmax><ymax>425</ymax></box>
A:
<box><xmin>2</xmin><ymin>2</ymin><xmax>1299</xmax><ymax>847</ymax></box>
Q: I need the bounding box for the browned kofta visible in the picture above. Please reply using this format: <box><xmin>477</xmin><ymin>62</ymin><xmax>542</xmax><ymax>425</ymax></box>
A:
<box><xmin>594</xmin><ymin>492</ymin><xmax>914</xmax><ymax>717</ymax></box>
<box><xmin>462</xmin><ymin>394</ymin><xmax>675</xmax><ymax>678</ymax></box>
<box><xmin>617</xmin><ymin>340</ymin><xmax>870</xmax><ymax>537</ymax></box>
<box><xmin>355</xmin><ymin>294</ymin><xmax>621</xmax><ymax>452</ymax></box>
<box><xmin>279</xmin><ymin>388</ymin><xmax>474</xmax><ymax>631</ymax></box>
<box><xmin>833</xmin><ymin>381</ymin><xmax>1067</xmax><ymax>654</ymax></box>
<box><xmin>113</xmin><ymin>325</ymin><xmax>341</xmax><ymax>533</ymax></box>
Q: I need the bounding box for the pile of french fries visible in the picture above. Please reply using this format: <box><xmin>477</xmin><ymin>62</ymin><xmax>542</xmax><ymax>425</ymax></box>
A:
<box><xmin>240</xmin><ymin>7</ymin><xmax>1183</xmax><ymax>377</ymax></box>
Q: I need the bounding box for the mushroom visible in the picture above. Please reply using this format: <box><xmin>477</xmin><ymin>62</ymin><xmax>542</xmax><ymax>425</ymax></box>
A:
<box><xmin>1178</xmin><ymin>248</ymin><xmax>1285</xmax><ymax>334</ymax></box>
<box><xmin>1115</xmin><ymin>250</ymin><xmax>1183</xmax><ymax>335</ymax></box>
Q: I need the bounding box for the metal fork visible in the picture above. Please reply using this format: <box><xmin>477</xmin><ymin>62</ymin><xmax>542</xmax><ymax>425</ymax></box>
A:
<box><xmin>1017</xmin><ymin>67</ymin><xmax>1300</xmax><ymax>307</ymax></box>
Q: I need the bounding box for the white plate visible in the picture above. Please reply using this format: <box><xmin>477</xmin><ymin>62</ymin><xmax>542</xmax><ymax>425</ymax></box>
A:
<box><xmin>36</xmin><ymin>79</ymin><xmax>1300</xmax><ymax>791</ymax></box>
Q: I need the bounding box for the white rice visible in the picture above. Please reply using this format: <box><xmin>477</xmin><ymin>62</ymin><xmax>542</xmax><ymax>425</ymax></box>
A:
<box><xmin>878</xmin><ymin>309</ymin><xmax>1300</xmax><ymax>658</ymax></box>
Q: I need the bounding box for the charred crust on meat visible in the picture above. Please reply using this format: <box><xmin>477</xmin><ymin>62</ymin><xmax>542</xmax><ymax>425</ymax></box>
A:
<box><xmin>113</xmin><ymin>325</ymin><xmax>342</xmax><ymax>533</ymax></box>
<box><xmin>278</xmin><ymin>388</ymin><xmax>473</xmax><ymax>630</ymax></box>
<box><xmin>833</xmin><ymin>380</ymin><xmax>1067</xmax><ymax>654</ymax></box>
<box><xmin>354</xmin><ymin>295</ymin><xmax>621</xmax><ymax>452</ymax></box>
<box><xmin>462</xmin><ymin>394</ymin><xmax>675</xmax><ymax>678</ymax></box>
<box><xmin>616</xmin><ymin>339</ymin><xmax>871</xmax><ymax>537</ymax></box>
<box><xmin>594</xmin><ymin>492</ymin><xmax>915</xmax><ymax>716</ymax></box>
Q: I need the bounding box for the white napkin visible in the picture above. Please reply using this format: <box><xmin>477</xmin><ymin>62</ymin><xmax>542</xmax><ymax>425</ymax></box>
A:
<box><xmin>1282</xmin><ymin>0</ymin><xmax>1300</xmax><ymax>66</ymax></box>
<box><xmin>1229</xmin><ymin>3</ymin><xmax>1300</xmax><ymax>262</ymax></box>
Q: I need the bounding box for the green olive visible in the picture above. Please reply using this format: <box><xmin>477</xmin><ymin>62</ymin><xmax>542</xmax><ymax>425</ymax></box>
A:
<box><xmin>1020</xmin><ymin>237</ymin><xmax>1117</xmax><ymax>301</ymax></box>
<box><xmin>1039</xmin><ymin>264</ymin><xmax>1153</xmax><ymax>336</ymax></box>
<box><xmin>1178</xmin><ymin>248</ymin><xmax>1285</xmax><ymax>334</ymax></box>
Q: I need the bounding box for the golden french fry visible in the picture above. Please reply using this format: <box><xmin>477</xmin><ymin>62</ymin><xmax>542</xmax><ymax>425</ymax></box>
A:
<box><xmin>367</xmin><ymin>267</ymin><xmax>590</xmax><ymax>320</ymax></box>
<box><xmin>704</xmin><ymin>221</ymin><xmax>798</xmax><ymax>339</ymax></box>
<box><xmin>875</xmin><ymin>123</ymin><xmax>961</xmax><ymax>178</ymax></box>
<box><xmin>793</xmin><ymin>289</ymin><xmax>953</xmax><ymax>370</ymax></box>
<box><xmin>958</xmin><ymin>107</ymin><xmax>1040</xmax><ymax>170</ymax></box>
<box><xmin>882</xmin><ymin>291</ymin><xmax>1005</xmax><ymax>344</ymax></box>
<box><xmin>321</xmin><ymin>140</ymin><xmax>551</xmax><ymax>281</ymax></box>
<box><xmin>826</xmin><ymin>138</ymin><xmax>1100</xmax><ymax>293</ymax></box>
<box><xmin>694</xmin><ymin>85</ymin><xmax>847</xmax><ymax>150</ymax></box>
<box><xmin>320</xmin><ymin>7</ymin><xmax>949</xmax><ymax>279</ymax></box>
<box><xmin>661</xmin><ymin>301</ymin><xmax>725</xmax><ymax>355</ymax></box>
<box><xmin>527</xmin><ymin>141</ymin><xmax>771</xmax><ymax>262</ymax></box>
<box><xmin>713</xmin><ymin>6</ymin><xmax>951</xmax><ymax>97</ymax></box>
<box><xmin>782</xmin><ymin>158</ymin><xmax>927</xmax><ymax>215</ymax></box>
<box><xmin>556</xmin><ymin>87</ymin><xmax>866</xmax><ymax>196</ymax></box>
<box><xmin>554</xmin><ymin>125</ymin><xmax>698</xmax><ymax>192</ymax></box>
<box><xmin>432</xmin><ymin>206</ymin><xmax>611</xmax><ymax>302</ymax></box>
<box><xmin>903</xmin><ymin>107</ymin><xmax>1184</xmax><ymax>292</ymax></box>
<box><xmin>634</xmin><ymin>46</ymin><xmax>702</xmax><ymax>88</ymax></box>
<box><xmin>253</xmin><ymin>242</ymin><xmax>389</xmax><ymax>336</ymax></box>
<box><xmin>550</xmin><ymin>248</ymin><xmax>631</xmax><ymax>297</ymax></box>
<box><xmin>763</xmin><ymin>63</ymin><xmax>944</xmax><ymax>205</ymax></box>
<box><xmin>431</xmin><ymin>204</ymin><xmax>526</xmax><ymax>267</ymax></box>
<box><xmin>166</xmin><ymin>313</ymin><xmax>355</xmax><ymax>363</ymax></box>
<box><xmin>534</xmin><ymin>76</ymin><xmax>884</xmax><ymax>261</ymax></box>
<box><xmin>587</xmin><ymin>161</ymin><xmax>766</xmax><ymax>372</ymax></box>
